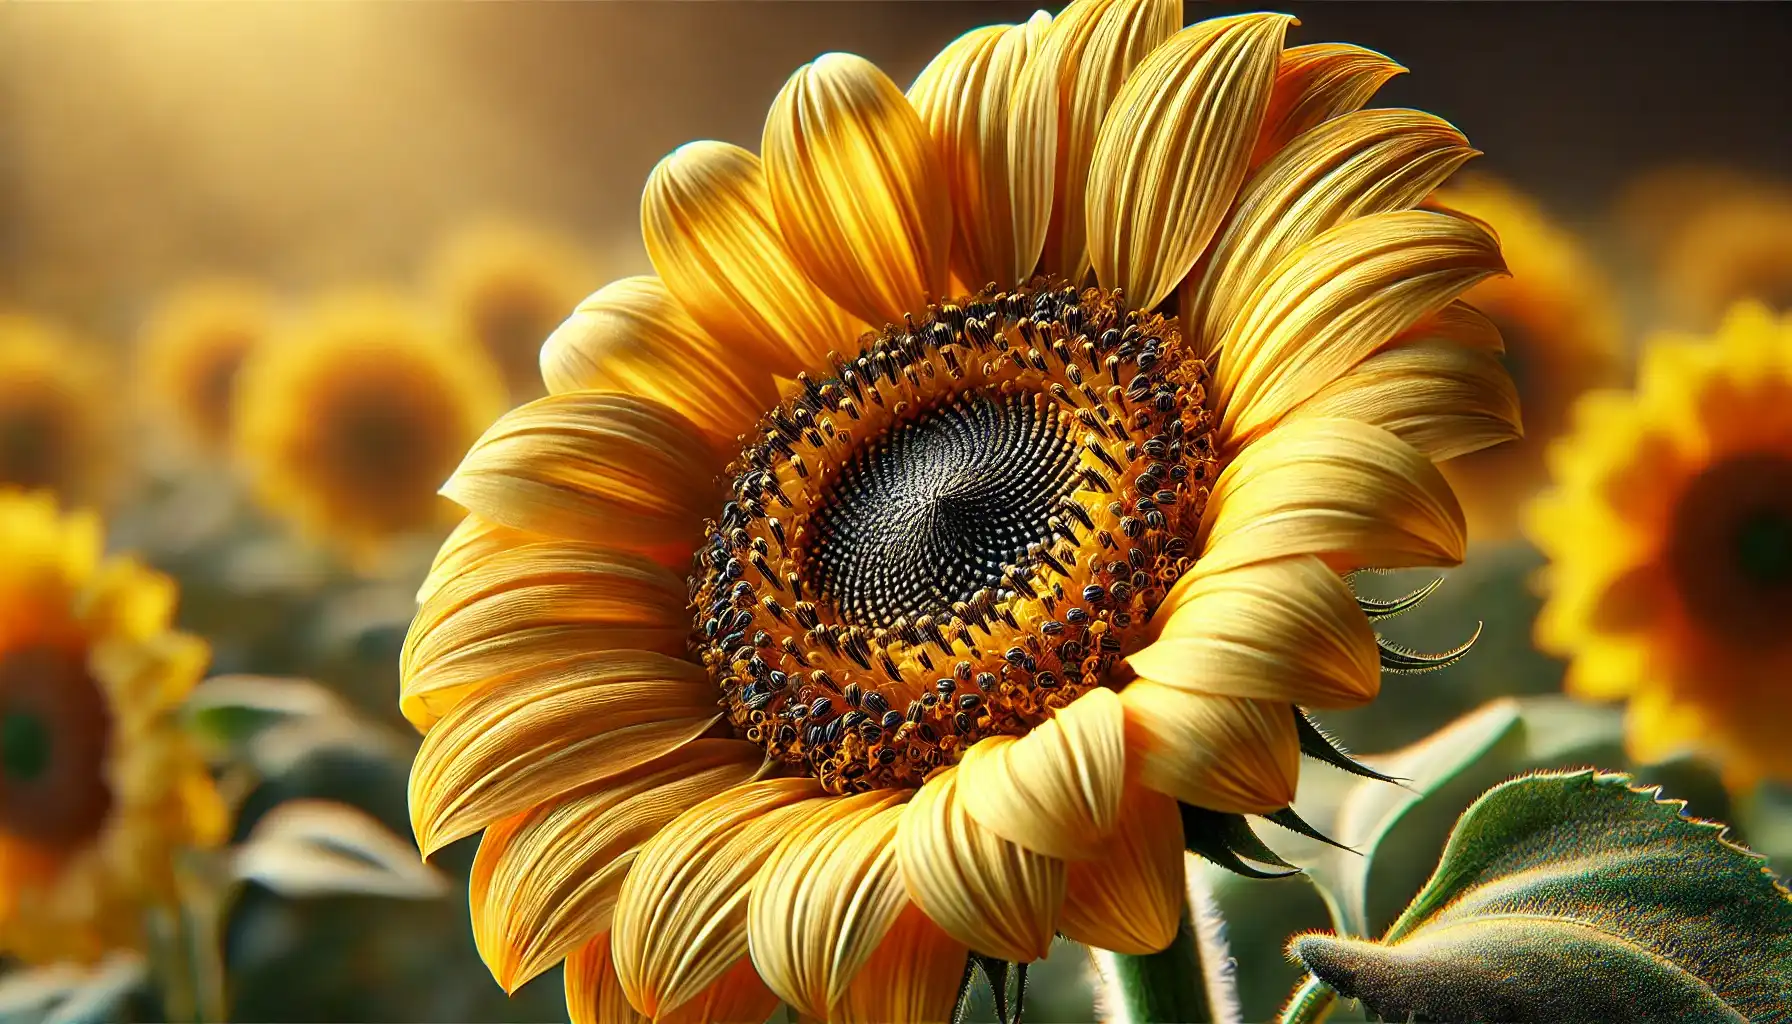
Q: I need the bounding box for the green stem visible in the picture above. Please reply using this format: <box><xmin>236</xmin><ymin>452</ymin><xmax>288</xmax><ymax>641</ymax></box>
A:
<box><xmin>1278</xmin><ymin>976</ymin><xmax>1337</xmax><ymax>1024</ymax></box>
<box><xmin>1105</xmin><ymin>903</ymin><xmax>1211</xmax><ymax>1023</ymax></box>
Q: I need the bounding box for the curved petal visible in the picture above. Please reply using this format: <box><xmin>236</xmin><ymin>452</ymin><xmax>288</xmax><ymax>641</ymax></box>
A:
<box><xmin>1251</xmin><ymin>43</ymin><xmax>1407</xmax><ymax>167</ymax></box>
<box><xmin>472</xmin><ymin>741</ymin><xmax>762</xmax><ymax>991</ymax></box>
<box><xmin>1011</xmin><ymin>0</ymin><xmax>1183</xmax><ymax>282</ymax></box>
<box><xmin>565</xmin><ymin>933</ymin><xmax>647</xmax><ymax>1024</ymax></box>
<box><xmin>1130</xmin><ymin>555</ymin><xmax>1379</xmax><ymax>708</ymax></box>
<box><xmin>1212</xmin><ymin>208</ymin><xmax>1506</xmax><ymax>448</ymax></box>
<box><xmin>1185</xmin><ymin>109</ymin><xmax>1476</xmax><ymax>360</ymax></box>
<box><xmin>415</xmin><ymin>514</ymin><xmax>532</xmax><ymax>605</ymax></box>
<box><xmin>747</xmin><ymin>791</ymin><xmax>909</xmax><ymax>1017</ymax></box>
<box><xmin>895</xmin><ymin>766</ymin><xmax>1065</xmax><ymax>963</ymax></box>
<box><xmin>1287</xmin><ymin>340</ymin><xmax>1522</xmax><ymax>462</ymax></box>
<box><xmin>910</xmin><ymin>14</ymin><xmax>1054</xmax><ymax>290</ymax></box>
<box><xmin>1086</xmin><ymin>12</ymin><xmax>1292</xmax><ymax>311</ymax></box>
<box><xmin>1197</xmin><ymin>417</ymin><xmax>1466</xmax><ymax>576</ymax></box>
<box><xmin>399</xmin><ymin>541</ymin><xmax>689</xmax><ymax>730</ymax></box>
<box><xmin>1121</xmin><ymin>683</ymin><xmax>1298</xmax><ymax>814</ymax></box>
<box><xmin>657</xmin><ymin>955</ymin><xmax>782</xmax><ymax>1024</ymax></box>
<box><xmin>440</xmin><ymin>391</ymin><xmax>724</xmax><ymax>553</ymax></box>
<box><xmin>641</xmin><ymin>143</ymin><xmax>862</xmax><ymax>373</ymax></box>
<box><xmin>763</xmin><ymin>52</ymin><xmax>951</xmax><ymax>325</ymax></box>
<box><xmin>1058</xmin><ymin>782</ymin><xmax>1184</xmax><ymax>954</ymax></box>
<box><xmin>956</xmin><ymin>686</ymin><xmax>1125</xmax><ymax>860</ymax></box>
<box><xmin>610</xmin><ymin>778</ymin><xmax>827</xmax><ymax>1019</ymax></box>
<box><xmin>539</xmin><ymin>275</ymin><xmax>781</xmax><ymax>443</ymax></box>
<box><xmin>835</xmin><ymin>904</ymin><xmax>969</xmax><ymax>1024</ymax></box>
<box><xmin>409</xmin><ymin>650</ymin><xmax>720</xmax><ymax>855</ymax></box>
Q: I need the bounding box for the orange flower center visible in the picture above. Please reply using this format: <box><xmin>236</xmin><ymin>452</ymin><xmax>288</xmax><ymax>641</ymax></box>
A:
<box><xmin>0</xmin><ymin>644</ymin><xmax>113</xmax><ymax>849</ymax></box>
<box><xmin>689</xmin><ymin>285</ymin><xmax>1217</xmax><ymax>792</ymax></box>
<box><xmin>1667</xmin><ymin>451</ymin><xmax>1792</xmax><ymax>647</ymax></box>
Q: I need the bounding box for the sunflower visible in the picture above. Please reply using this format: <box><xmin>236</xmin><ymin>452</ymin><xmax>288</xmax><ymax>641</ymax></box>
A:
<box><xmin>0</xmin><ymin>316</ymin><xmax>119</xmax><ymax>506</ymax></box>
<box><xmin>234</xmin><ymin>291</ymin><xmax>506</xmax><ymax>562</ymax></box>
<box><xmin>138</xmin><ymin>280</ymin><xmax>276</xmax><ymax>454</ymax></box>
<box><xmin>1428</xmin><ymin>174</ymin><xmax>1620</xmax><ymax>541</ymax></box>
<box><xmin>403</xmin><ymin>6</ymin><xmax>1514</xmax><ymax>1021</ymax></box>
<box><xmin>1655</xmin><ymin>185</ymin><xmax>1792</xmax><ymax>329</ymax></box>
<box><xmin>0</xmin><ymin>489</ymin><xmax>226</xmax><ymax>964</ymax></box>
<box><xmin>428</xmin><ymin>222</ymin><xmax>601</xmax><ymax>401</ymax></box>
<box><xmin>1528</xmin><ymin>302</ymin><xmax>1792</xmax><ymax>785</ymax></box>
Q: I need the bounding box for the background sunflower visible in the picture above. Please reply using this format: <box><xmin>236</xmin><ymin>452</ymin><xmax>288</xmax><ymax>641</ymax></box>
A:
<box><xmin>138</xmin><ymin>280</ymin><xmax>277</xmax><ymax>457</ymax></box>
<box><xmin>0</xmin><ymin>316</ymin><xmax>120</xmax><ymax>508</ymax></box>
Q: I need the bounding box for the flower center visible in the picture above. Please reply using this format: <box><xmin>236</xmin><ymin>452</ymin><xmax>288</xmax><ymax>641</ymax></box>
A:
<box><xmin>1667</xmin><ymin>451</ymin><xmax>1792</xmax><ymax>645</ymax></box>
<box><xmin>0</xmin><ymin>644</ymin><xmax>114</xmax><ymax>847</ymax></box>
<box><xmin>689</xmin><ymin>284</ymin><xmax>1217</xmax><ymax>792</ymax></box>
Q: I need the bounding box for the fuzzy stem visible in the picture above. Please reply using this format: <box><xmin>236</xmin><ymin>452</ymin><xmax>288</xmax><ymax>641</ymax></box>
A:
<box><xmin>1278</xmin><ymin>976</ymin><xmax>1337</xmax><ymax>1024</ymax></box>
<box><xmin>1104</xmin><ymin>903</ymin><xmax>1212</xmax><ymax>1023</ymax></box>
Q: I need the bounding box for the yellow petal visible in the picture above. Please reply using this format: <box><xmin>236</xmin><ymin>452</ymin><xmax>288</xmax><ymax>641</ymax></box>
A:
<box><xmin>408</xmin><ymin>651</ymin><xmax>720</xmax><ymax>855</ymax></box>
<box><xmin>895</xmin><ymin>766</ymin><xmax>1065</xmax><ymax>963</ymax></box>
<box><xmin>1251</xmin><ymin>43</ymin><xmax>1406</xmax><ymax>167</ymax></box>
<box><xmin>1197</xmin><ymin>417</ymin><xmax>1466</xmax><ymax>576</ymax></box>
<box><xmin>399</xmin><ymin>541</ymin><xmax>688</xmax><ymax>730</ymax></box>
<box><xmin>641</xmin><ymin>143</ymin><xmax>863</xmax><ymax>373</ymax></box>
<box><xmin>1212</xmin><ymin>208</ymin><xmax>1505</xmax><ymax>448</ymax></box>
<box><xmin>611</xmin><ymin>778</ymin><xmax>827</xmax><ymax>1019</ymax></box>
<box><xmin>1086</xmin><ymin>13</ymin><xmax>1292</xmax><ymax>311</ymax></box>
<box><xmin>472</xmin><ymin>741</ymin><xmax>762</xmax><ymax>991</ymax></box>
<box><xmin>834</xmin><ymin>904</ymin><xmax>969</xmax><ymax>1024</ymax></box>
<box><xmin>655</xmin><ymin>956</ymin><xmax>783</xmax><ymax>1024</ymax></box>
<box><xmin>910</xmin><ymin>14</ymin><xmax>1055</xmax><ymax>290</ymax></box>
<box><xmin>1011</xmin><ymin>0</ymin><xmax>1182</xmax><ymax>281</ymax></box>
<box><xmin>565</xmin><ymin>933</ymin><xmax>647</xmax><ymax>1024</ymax></box>
<box><xmin>1185</xmin><ymin>109</ymin><xmax>1475</xmax><ymax>360</ymax></box>
<box><xmin>956</xmin><ymin>686</ymin><xmax>1125</xmax><ymax>860</ymax></box>
<box><xmin>440</xmin><ymin>391</ymin><xmax>723</xmax><ymax>553</ymax></box>
<box><xmin>763</xmin><ymin>52</ymin><xmax>951</xmax><ymax>325</ymax></box>
<box><xmin>539</xmin><ymin>276</ymin><xmax>781</xmax><ymax>443</ymax></box>
<box><xmin>746</xmin><ymin>791</ymin><xmax>909</xmax><ymax>1017</ymax></box>
<box><xmin>1288</xmin><ymin>339</ymin><xmax>1522</xmax><ymax>462</ymax></box>
<box><xmin>415</xmin><ymin>514</ymin><xmax>532</xmax><ymax>605</ymax></box>
<box><xmin>1129</xmin><ymin>555</ymin><xmax>1379</xmax><ymax>708</ymax></box>
<box><xmin>1121</xmin><ymin>683</ymin><xmax>1298</xmax><ymax>813</ymax></box>
<box><xmin>1058</xmin><ymin>782</ymin><xmax>1184</xmax><ymax>954</ymax></box>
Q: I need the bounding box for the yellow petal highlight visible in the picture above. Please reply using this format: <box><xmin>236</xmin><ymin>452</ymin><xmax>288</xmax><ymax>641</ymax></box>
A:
<box><xmin>565</xmin><ymin>933</ymin><xmax>648</xmax><ymax>1024</ymax></box>
<box><xmin>956</xmin><ymin>686</ymin><xmax>1125</xmax><ymax>860</ymax></box>
<box><xmin>1122</xmin><ymin>683</ymin><xmax>1298</xmax><ymax>813</ymax></box>
<box><xmin>1058</xmin><ymin>782</ymin><xmax>1184</xmax><ymax>954</ymax></box>
<box><xmin>611</xmin><ymin>778</ymin><xmax>827</xmax><ymax>1019</ymax></box>
<box><xmin>1213</xmin><ymin>208</ymin><xmax>1506</xmax><ymax>447</ymax></box>
<box><xmin>1197</xmin><ymin>417</ymin><xmax>1467</xmax><ymax>576</ymax></box>
<box><xmin>1186</xmin><ymin>109</ymin><xmax>1475</xmax><ymax>360</ymax></box>
<box><xmin>1129</xmin><ymin>555</ymin><xmax>1379</xmax><ymax>708</ymax></box>
<box><xmin>1251</xmin><ymin>42</ymin><xmax>1406</xmax><ymax>167</ymax></box>
<box><xmin>1086</xmin><ymin>13</ymin><xmax>1292</xmax><ymax>311</ymax></box>
<box><xmin>641</xmin><ymin>142</ymin><xmax>862</xmax><ymax>373</ymax></box>
<box><xmin>414</xmin><ymin>514</ymin><xmax>531</xmax><ymax>606</ymax></box>
<box><xmin>834</xmin><ymin>904</ymin><xmax>969</xmax><ymax>1024</ymax></box>
<box><xmin>399</xmin><ymin>541</ymin><xmax>688</xmax><ymax>730</ymax></box>
<box><xmin>895</xmin><ymin>765</ymin><xmax>1065</xmax><ymax>963</ymax></box>
<box><xmin>538</xmin><ymin>276</ymin><xmax>781</xmax><ymax>444</ymax></box>
<box><xmin>910</xmin><ymin>14</ymin><xmax>1054</xmax><ymax>290</ymax></box>
<box><xmin>1012</xmin><ymin>0</ymin><xmax>1182</xmax><ymax>282</ymax></box>
<box><xmin>472</xmin><ymin>742</ymin><xmax>761</xmax><ymax>991</ymax></box>
<box><xmin>747</xmin><ymin>791</ymin><xmax>909</xmax><ymax>1017</ymax></box>
<box><xmin>1289</xmin><ymin>339</ymin><xmax>1522</xmax><ymax>462</ymax></box>
<box><xmin>441</xmin><ymin>391</ymin><xmax>722</xmax><ymax>553</ymax></box>
<box><xmin>408</xmin><ymin>651</ymin><xmax>719</xmax><ymax>855</ymax></box>
<box><xmin>763</xmin><ymin>52</ymin><xmax>951</xmax><ymax>325</ymax></box>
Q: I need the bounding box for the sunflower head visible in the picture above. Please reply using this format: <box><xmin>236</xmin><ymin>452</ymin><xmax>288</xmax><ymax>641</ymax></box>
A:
<box><xmin>0</xmin><ymin>490</ymin><xmax>225</xmax><ymax>964</ymax></box>
<box><xmin>1529</xmin><ymin>302</ymin><xmax>1792</xmax><ymax>786</ymax></box>
<box><xmin>1429</xmin><ymin>174</ymin><xmax>1620</xmax><ymax>540</ymax></box>
<box><xmin>234</xmin><ymin>291</ymin><xmax>507</xmax><ymax>561</ymax></box>
<box><xmin>0</xmin><ymin>315</ymin><xmax>120</xmax><ymax>506</ymax></box>
<box><xmin>428</xmin><ymin>222</ymin><xmax>600</xmax><ymax>401</ymax></box>
<box><xmin>403</xmin><ymin>5</ymin><xmax>1512</xmax><ymax>1021</ymax></box>
<box><xmin>1657</xmin><ymin>186</ymin><xmax>1792</xmax><ymax>329</ymax></box>
<box><xmin>138</xmin><ymin>280</ymin><xmax>276</xmax><ymax>454</ymax></box>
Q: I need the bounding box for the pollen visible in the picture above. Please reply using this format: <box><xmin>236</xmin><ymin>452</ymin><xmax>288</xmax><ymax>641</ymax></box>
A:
<box><xmin>689</xmin><ymin>284</ymin><xmax>1218</xmax><ymax>793</ymax></box>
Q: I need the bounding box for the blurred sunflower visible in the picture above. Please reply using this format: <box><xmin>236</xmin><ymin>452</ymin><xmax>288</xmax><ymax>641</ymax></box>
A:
<box><xmin>1528</xmin><ymin>303</ymin><xmax>1792</xmax><ymax>785</ymax></box>
<box><xmin>428</xmin><ymin>222</ymin><xmax>600</xmax><ymax>401</ymax></box>
<box><xmin>0</xmin><ymin>316</ymin><xmax>118</xmax><ymax>506</ymax></box>
<box><xmin>138</xmin><ymin>280</ymin><xmax>275</xmax><ymax>454</ymax></box>
<box><xmin>1656</xmin><ymin>186</ymin><xmax>1792</xmax><ymax>329</ymax></box>
<box><xmin>234</xmin><ymin>291</ymin><xmax>505</xmax><ymax>562</ymax></box>
<box><xmin>1430</xmin><ymin>175</ymin><xmax>1620</xmax><ymax>541</ymax></box>
<box><xmin>0</xmin><ymin>490</ymin><xmax>225</xmax><ymax>964</ymax></box>
<box><xmin>403</xmin><ymin>5</ymin><xmax>1513</xmax><ymax>1021</ymax></box>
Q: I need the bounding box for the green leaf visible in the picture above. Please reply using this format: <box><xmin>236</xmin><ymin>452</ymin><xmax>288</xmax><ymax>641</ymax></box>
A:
<box><xmin>233</xmin><ymin>800</ymin><xmax>448</xmax><ymax>900</ymax></box>
<box><xmin>0</xmin><ymin>953</ymin><xmax>145</xmax><ymax>1024</ymax></box>
<box><xmin>185</xmin><ymin>675</ymin><xmax>408</xmax><ymax>776</ymax></box>
<box><xmin>1288</xmin><ymin>770</ymin><xmax>1792</xmax><ymax>1024</ymax></box>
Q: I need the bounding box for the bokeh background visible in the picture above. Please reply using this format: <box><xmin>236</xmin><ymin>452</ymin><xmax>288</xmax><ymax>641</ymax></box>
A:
<box><xmin>3</xmin><ymin>3</ymin><xmax>1790</xmax><ymax>1022</ymax></box>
